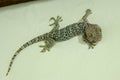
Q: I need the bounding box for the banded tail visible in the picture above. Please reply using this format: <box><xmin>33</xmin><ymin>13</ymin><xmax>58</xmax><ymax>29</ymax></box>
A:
<box><xmin>6</xmin><ymin>34</ymin><xmax>47</xmax><ymax>76</ymax></box>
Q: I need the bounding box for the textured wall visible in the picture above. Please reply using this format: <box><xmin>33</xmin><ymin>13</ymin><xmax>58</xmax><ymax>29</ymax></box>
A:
<box><xmin>0</xmin><ymin>0</ymin><xmax>120</xmax><ymax>80</ymax></box>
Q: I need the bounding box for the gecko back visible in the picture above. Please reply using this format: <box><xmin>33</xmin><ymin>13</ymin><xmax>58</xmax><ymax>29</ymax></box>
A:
<box><xmin>49</xmin><ymin>22</ymin><xmax>85</xmax><ymax>42</ymax></box>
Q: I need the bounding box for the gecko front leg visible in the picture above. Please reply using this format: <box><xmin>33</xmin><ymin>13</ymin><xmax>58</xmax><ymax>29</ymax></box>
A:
<box><xmin>82</xmin><ymin>35</ymin><xmax>96</xmax><ymax>49</ymax></box>
<box><xmin>49</xmin><ymin>16</ymin><xmax>63</xmax><ymax>31</ymax></box>
<box><xmin>39</xmin><ymin>38</ymin><xmax>55</xmax><ymax>52</ymax></box>
<box><xmin>79</xmin><ymin>9</ymin><xmax>92</xmax><ymax>23</ymax></box>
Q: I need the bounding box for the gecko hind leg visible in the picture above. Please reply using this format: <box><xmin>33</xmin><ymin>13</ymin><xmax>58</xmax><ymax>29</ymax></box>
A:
<box><xmin>39</xmin><ymin>38</ymin><xmax>55</xmax><ymax>52</ymax></box>
<box><xmin>49</xmin><ymin>16</ymin><xmax>63</xmax><ymax>31</ymax></box>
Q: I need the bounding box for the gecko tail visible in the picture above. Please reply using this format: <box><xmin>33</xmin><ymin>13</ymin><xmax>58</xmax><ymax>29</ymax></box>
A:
<box><xmin>6</xmin><ymin>34</ymin><xmax>46</xmax><ymax>76</ymax></box>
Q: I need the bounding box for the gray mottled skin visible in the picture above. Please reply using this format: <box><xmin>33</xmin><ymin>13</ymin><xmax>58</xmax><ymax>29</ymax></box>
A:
<box><xmin>6</xmin><ymin>9</ymin><xmax>102</xmax><ymax>76</ymax></box>
<box><xmin>49</xmin><ymin>23</ymin><xmax>85</xmax><ymax>41</ymax></box>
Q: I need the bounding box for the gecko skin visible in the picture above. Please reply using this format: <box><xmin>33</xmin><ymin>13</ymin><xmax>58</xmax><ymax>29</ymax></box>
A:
<box><xmin>6</xmin><ymin>9</ymin><xmax>102</xmax><ymax>76</ymax></box>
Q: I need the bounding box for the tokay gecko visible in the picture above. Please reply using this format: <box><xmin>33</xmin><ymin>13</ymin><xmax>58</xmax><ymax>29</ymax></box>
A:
<box><xmin>6</xmin><ymin>9</ymin><xmax>102</xmax><ymax>76</ymax></box>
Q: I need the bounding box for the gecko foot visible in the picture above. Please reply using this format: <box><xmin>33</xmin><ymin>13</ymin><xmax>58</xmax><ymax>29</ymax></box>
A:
<box><xmin>39</xmin><ymin>38</ymin><xmax>55</xmax><ymax>52</ymax></box>
<box><xmin>39</xmin><ymin>40</ymin><xmax>51</xmax><ymax>52</ymax></box>
<box><xmin>88</xmin><ymin>43</ymin><xmax>96</xmax><ymax>49</ymax></box>
<box><xmin>82</xmin><ymin>35</ymin><xmax>96</xmax><ymax>49</ymax></box>
<box><xmin>49</xmin><ymin>16</ymin><xmax>63</xmax><ymax>27</ymax></box>
<box><xmin>39</xmin><ymin>45</ymin><xmax>50</xmax><ymax>52</ymax></box>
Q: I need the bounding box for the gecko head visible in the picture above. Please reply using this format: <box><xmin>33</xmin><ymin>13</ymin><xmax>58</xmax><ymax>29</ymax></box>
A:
<box><xmin>84</xmin><ymin>23</ymin><xmax>102</xmax><ymax>45</ymax></box>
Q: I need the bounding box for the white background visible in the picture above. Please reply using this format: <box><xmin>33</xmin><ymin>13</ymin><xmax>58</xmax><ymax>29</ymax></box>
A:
<box><xmin>0</xmin><ymin>0</ymin><xmax>120</xmax><ymax>80</ymax></box>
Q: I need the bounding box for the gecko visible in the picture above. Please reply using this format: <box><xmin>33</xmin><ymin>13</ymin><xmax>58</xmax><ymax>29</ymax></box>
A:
<box><xmin>6</xmin><ymin>9</ymin><xmax>102</xmax><ymax>76</ymax></box>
